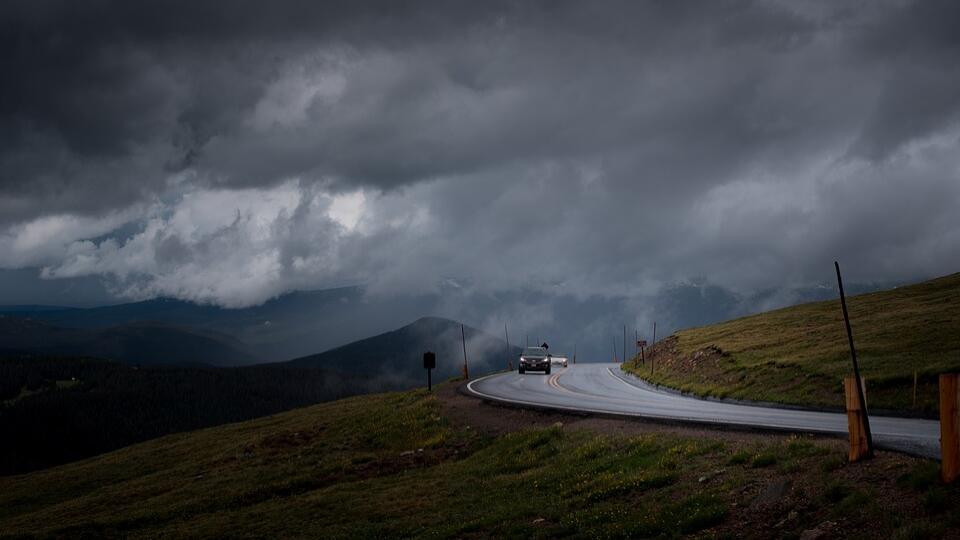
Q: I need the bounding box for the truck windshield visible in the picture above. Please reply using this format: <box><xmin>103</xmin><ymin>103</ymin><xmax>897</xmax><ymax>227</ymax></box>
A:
<box><xmin>522</xmin><ymin>347</ymin><xmax>547</xmax><ymax>358</ymax></box>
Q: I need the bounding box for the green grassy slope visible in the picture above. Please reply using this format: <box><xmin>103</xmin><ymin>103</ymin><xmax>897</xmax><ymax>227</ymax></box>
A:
<box><xmin>1</xmin><ymin>385</ymin><xmax>957</xmax><ymax>538</ymax></box>
<box><xmin>625</xmin><ymin>272</ymin><xmax>960</xmax><ymax>414</ymax></box>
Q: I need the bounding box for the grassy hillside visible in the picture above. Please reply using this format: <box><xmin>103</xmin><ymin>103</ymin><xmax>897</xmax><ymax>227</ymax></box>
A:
<box><xmin>625</xmin><ymin>272</ymin><xmax>960</xmax><ymax>414</ymax></box>
<box><xmin>1</xmin><ymin>384</ymin><xmax>957</xmax><ymax>538</ymax></box>
<box><xmin>0</xmin><ymin>356</ymin><xmax>390</xmax><ymax>475</ymax></box>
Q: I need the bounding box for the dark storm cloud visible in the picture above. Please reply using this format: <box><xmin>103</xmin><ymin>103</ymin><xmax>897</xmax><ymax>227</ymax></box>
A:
<box><xmin>1</xmin><ymin>0</ymin><xmax>959</xmax><ymax>316</ymax></box>
<box><xmin>0</xmin><ymin>1</ymin><xmax>822</xmax><ymax>203</ymax></box>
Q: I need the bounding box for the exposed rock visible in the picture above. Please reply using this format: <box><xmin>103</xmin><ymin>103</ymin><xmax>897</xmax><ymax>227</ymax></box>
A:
<box><xmin>799</xmin><ymin>521</ymin><xmax>835</xmax><ymax>540</ymax></box>
<box><xmin>751</xmin><ymin>479</ymin><xmax>791</xmax><ymax>508</ymax></box>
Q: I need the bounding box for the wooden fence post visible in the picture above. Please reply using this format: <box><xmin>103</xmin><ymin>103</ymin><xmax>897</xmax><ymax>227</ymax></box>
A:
<box><xmin>940</xmin><ymin>374</ymin><xmax>960</xmax><ymax>483</ymax></box>
<box><xmin>844</xmin><ymin>376</ymin><xmax>870</xmax><ymax>462</ymax></box>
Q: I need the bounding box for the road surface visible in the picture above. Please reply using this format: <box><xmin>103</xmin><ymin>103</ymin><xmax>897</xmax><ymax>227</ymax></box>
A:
<box><xmin>467</xmin><ymin>363</ymin><xmax>941</xmax><ymax>458</ymax></box>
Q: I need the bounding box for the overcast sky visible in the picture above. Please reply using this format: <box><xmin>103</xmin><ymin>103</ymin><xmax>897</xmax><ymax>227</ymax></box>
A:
<box><xmin>2</xmin><ymin>0</ymin><xmax>959</xmax><ymax>314</ymax></box>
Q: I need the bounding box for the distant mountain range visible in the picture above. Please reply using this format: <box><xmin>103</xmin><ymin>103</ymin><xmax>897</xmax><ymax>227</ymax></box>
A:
<box><xmin>0</xmin><ymin>277</ymin><xmax>900</xmax><ymax>370</ymax></box>
<box><xmin>0</xmin><ymin>317</ymin><xmax>258</xmax><ymax>367</ymax></box>
<box><xmin>287</xmin><ymin>316</ymin><xmax>521</xmax><ymax>383</ymax></box>
<box><xmin>0</xmin><ymin>287</ymin><xmax>436</xmax><ymax>363</ymax></box>
<box><xmin>0</xmin><ymin>307</ymin><xmax>517</xmax><ymax>382</ymax></box>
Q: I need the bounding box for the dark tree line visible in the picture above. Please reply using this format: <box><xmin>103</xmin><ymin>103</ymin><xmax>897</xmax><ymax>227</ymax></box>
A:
<box><xmin>0</xmin><ymin>355</ymin><xmax>396</xmax><ymax>475</ymax></box>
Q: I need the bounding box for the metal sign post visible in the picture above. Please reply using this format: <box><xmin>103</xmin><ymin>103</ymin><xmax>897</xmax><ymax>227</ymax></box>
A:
<box><xmin>423</xmin><ymin>351</ymin><xmax>436</xmax><ymax>391</ymax></box>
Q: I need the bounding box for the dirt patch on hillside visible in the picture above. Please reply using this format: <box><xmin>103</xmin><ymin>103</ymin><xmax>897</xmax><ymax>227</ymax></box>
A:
<box><xmin>639</xmin><ymin>336</ymin><xmax>739</xmax><ymax>388</ymax></box>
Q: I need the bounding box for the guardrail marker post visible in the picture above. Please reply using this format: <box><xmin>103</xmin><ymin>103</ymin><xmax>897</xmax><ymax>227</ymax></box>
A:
<box><xmin>913</xmin><ymin>370</ymin><xmax>918</xmax><ymax>409</ymax></box>
<box><xmin>940</xmin><ymin>374</ymin><xmax>960</xmax><ymax>483</ymax></box>
<box><xmin>835</xmin><ymin>261</ymin><xmax>874</xmax><ymax>459</ymax></box>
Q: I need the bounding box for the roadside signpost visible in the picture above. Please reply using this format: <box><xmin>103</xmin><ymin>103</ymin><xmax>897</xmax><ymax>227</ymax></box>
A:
<box><xmin>423</xmin><ymin>351</ymin><xmax>436</xmax><ymax>391</ymax></box>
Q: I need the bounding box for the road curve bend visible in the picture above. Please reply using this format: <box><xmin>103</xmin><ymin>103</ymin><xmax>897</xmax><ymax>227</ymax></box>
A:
<box><xmin>466</xmin><ymin>363</ymin><xmax>941</xmax><ymax>459</ymax></box>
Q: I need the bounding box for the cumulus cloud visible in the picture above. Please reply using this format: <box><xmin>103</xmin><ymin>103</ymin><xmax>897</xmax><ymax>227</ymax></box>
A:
<box><xmin>1</xmin><ymin>0</ymin><xmax>959</xmax><ymax>312</ymax></box>
<box><xmin>26</xmin><ymin>181</ymin><xmax>351</xmax><ymax>307</ymax></box>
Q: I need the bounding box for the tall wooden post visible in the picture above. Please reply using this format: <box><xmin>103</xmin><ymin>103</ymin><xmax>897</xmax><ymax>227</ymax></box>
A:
<box><xmin>504</xmin><ymin>323</ymin><xmax>513</xmax><ymax>371</ymax></box>
<box><xmin>836</xmin><ymin>261</ymin><xmax>874</xmax><ymax>458</ymax></box>
<box><xmin>461</xmin><ymin>324</ymin><xmax>469</xmax><ymax>380</ymax></box>
<box><xmin>940</xmin><ymin>374</ymin><xmax>960</xmax><ymax>483</ymax></box>
<box><xmin>844</xmin><ymin>376</ymin><xmax>870</xmax><ymax>462</ymax></box>
<box><xmin>913</xmin><ymin>371</ymin><xmax>918</xmax><ymax>408</ymax></box>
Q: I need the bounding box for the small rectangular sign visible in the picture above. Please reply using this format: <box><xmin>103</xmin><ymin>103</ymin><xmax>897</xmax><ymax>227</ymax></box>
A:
<box><xmin>423</xmin><ymin>351</ymin><xmax>436</xmax><ymax>370</ymax></box>
<box><xmin>637</xmin><ymin>340</ymin><xmax>647</xmax><ymax>347</ymax></box>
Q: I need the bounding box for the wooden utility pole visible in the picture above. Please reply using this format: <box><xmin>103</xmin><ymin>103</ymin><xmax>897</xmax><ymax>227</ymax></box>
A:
<box><xmin>461</xmin><ymin>324</ymin><xmax>470</xmax><ymax>380</ymax></box>
<box><xmin>612</xmin><ymin>337</ymin><xmax>618</xmax><ymax>363</ymax></box>
<box><xmin>573</xmin><ymin>343</ymin><xmax>577</xmax><ymax>364</ymax></box>
<box><xmin>835</xmin><ymin>261</ymin><xmax>873</xmax><ymax>459</ymax></box>
<box><xmin>635</xmin><ymin>329</ymin><xmax>639</xmax><ymax>363</ymax></box>
<box><xmin>651</xmin><ymin>322</ymin><xmax>657</xmax><ymax>370</ymax></box>
<box><xmin>505</xmin><ymin>323</ymin><xmax>512</xmax><ymax>372</ymax></box>
<box><xmin>623</xmin><ymin>325</ymin><xmax>627</xmax><ymax>363</ymax></box>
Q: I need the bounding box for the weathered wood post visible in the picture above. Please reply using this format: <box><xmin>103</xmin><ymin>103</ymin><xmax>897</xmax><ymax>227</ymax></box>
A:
<box><xmin>461</xmin><ymin>324</ymin><xmax>469</xmax><ymax>380</ymax></box>
<box><xmin>844</xmin><ymin>376</ymin><xmax>870</xmax><ymax>462</ymax></box>
<box><xmin>940</xmin><ymin>374</ymin><xmax>960</xmax><ymax>483</ymax></box>
<box><xmin>836</xmin><ymin>261</ymin><xmax>874</xmax><ymax>459</ymax></box>
<box><xmin>913</xmin><ymin>371</ymin><xmax>918</xmax><ymax>409</ymax></box>
<box><xmin>505</xmin><ymin>323</ymin><xmax>513</xmax><ymax>372</ymax></box>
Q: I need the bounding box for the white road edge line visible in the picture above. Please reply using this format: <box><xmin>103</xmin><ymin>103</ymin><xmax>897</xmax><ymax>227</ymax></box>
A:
<box><xmin>465</xmin><ymin>368</ymin><xmax>937</xmax><ymax>442</ymax></box>
<box><xmin>465</xmin><ymin>369</ymin><xmax>845</xmax><ymax>435</ymax></box>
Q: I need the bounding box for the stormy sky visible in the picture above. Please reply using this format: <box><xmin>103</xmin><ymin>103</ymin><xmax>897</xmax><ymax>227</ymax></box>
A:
<box><xmin>2</xmin><ymin>1</ymin><xmax>959</xmax><ymax>344</ymax></box>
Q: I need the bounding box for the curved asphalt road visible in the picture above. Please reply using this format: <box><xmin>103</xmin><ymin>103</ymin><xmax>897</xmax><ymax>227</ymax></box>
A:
<box><xmin>467</xmin><ymin>363</ymin><xmax>941</xmax><ymax>458</ymax></box>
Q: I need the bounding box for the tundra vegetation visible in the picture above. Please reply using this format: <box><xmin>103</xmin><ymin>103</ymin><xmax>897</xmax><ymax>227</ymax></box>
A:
<box><xmin>625</xmin><ymin>273</ymin><xmax>960</xmax><ymax>415</ymax></box>
<box><xmin>1</xmin><ymin>385</ymin><xmax>957</xmax><ymax>538</ymax></box>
